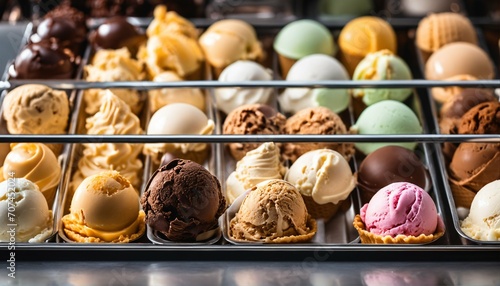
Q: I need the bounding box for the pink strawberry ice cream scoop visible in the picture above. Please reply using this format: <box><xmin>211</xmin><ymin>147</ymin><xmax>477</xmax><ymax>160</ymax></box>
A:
<box><xmin>360</xmin><ymin>182</ymin><xmax>439</xmax><ymax>237</ymax></box>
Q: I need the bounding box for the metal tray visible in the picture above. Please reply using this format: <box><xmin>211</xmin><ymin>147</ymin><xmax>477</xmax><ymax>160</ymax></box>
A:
<box><xmin>0</xmin><ymin>11</ymin><xmax>500</xmax><ymax>260</ymax></box>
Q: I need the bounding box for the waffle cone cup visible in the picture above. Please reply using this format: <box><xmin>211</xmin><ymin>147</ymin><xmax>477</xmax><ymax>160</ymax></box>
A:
<box><xmin>448</xmin><ymin>180</ymin><xmax>476</xmax><ymax>209</ymax></box>
<box><xmin>301</xmin><ymin>194</ymin><xmax>341</xmax><ymax>222</ymax></box>
<box><xmin>353</xmin><ymin>214</ymin><xmax>445</xmax><ymax>244</ymax></box>
<box><xmin>277</xmin><ymin>54</ymin><xmax>297</xmax><ymax>79</ymax></box>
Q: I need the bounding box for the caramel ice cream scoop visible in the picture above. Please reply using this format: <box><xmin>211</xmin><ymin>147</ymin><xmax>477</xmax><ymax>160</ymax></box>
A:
<box><xmin>2</xmin><ymin>143</ymin><xmax>61</xmax><ymax>206</ymax></box>
<box><xmin>62</xmin><ymin>171</ymin><xmax>145</xmax><ymax>243</ymax></box>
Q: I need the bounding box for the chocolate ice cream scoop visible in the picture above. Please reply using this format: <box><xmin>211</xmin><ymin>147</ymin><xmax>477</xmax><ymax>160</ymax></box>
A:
<box><xmin>9</xmin><ymin>41</ymin><xmax>76</xmax><ymax>79</ymax></box>
<box><xmin>440</xmin><ymin>89</ymin><xmax>496</xmax><ymax>121</ymax></box>
<box><xmin>141</xmin><ymin>159</ymin><xmax>226</xmax><ymax>242</ymax></box>
<box><xmin>89</xmin><ymin>16</ymin><xmax>146</xmax><ymax>55</ymax></box>
<box><xmin>357</xmin><ymin>145</ymin><xmax>430</xmax><ymax>203</ymax></box>
<box><xmin>282</xmin><ymin>106</ymin><xmax>355</xmax><ymax>163</ymax></box>
<box><xmin>458</xmin><ymin>101</ymin><xmax>500</xmax><ymax>134</ymax></box>
<box><xmin>223</xmin><ymin>104</ymin><xmax>286</xmax><ymax>161</ymax></box>
<box><xmin>448</xmin><ymin>143</ymin><xmax>500</xmax><ymax>208</ymax></box>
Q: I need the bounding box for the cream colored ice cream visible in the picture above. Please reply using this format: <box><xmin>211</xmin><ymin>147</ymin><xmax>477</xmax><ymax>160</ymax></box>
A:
<box><xmin>226</xmin><ymin>142</ymin><xmax>286</xmax><ymax>204</ymax></box>
<box><xmin>138</xmin><ymin>5</ymin><xmax>204</xmax><ymax>79</ymax></box>
<box><xmin>215</xmin><ymin>60</ymin><xmax>273</xmax><ymax>114</ymax></box>
<box><xmin>3</xmin><ymin>84</ymin><xmax>69</xmax><ymax>134</ymax></box>
<box><xmin>149</xmin><ymin>71</ymin><xmax>205</xmax><ymax>113</ymax></box>
<box><xmin>199</xmin><ymin>19</ymin><xmax>263</xmax><ymax>76</ymax></box>
<box><xmin>416</xmin><ymin>12</ymin><xmax>477</xmax><ymax>53</ymax></box>
<box><xmin>143</xmin><ymin>103</ymin><xmax>214</xmax><ymax>164</ymax></box>
<box><xmin>229</xmin><ymin>179</ymin><xmax>316</xmax><ymax>243</ymax></box>
<box><xmin>461</xmin><ymin>180</ymin><xmax>500</xmax><ymax>241</ymax></box>
<box><xmin>431</xmin><ymin>74</ymin><xmax>478</xmax><ymax>104</ymax></box>
<box><xmin>2</xmin><ymin>143</ymin><xmax>61</xmax><ymax>206</ymax></box>
<box><xmin>0</xmin><ymin>178</ymin><xmax>53</xmax><ymax>243</ymax></box>
<box><xmin>280</xmin><ymin>54</ymin><xmax>350</xmax><ymax>114</ymax></box>
<box><xmin>425</xmin><ymin>42</ymin><xmax>495</xmax><ymax>80</ymax></box>
<box><xmin>73</xmin><ymin>90</ymin><xmax>144</xmax><ymax>189</ymax></box>
<box><xmin>84</xmin><ymin>47</ymin><xmax>145</xmax><ymax>115</ymax></box>
<box><xmin>62</xmin><ymin>171</ymin><xmax>145</xmax><ymax>243</ymax></box>
<box><xmin>286</xmin><ymin>149</ymin><xmax>356</xmax><ymax>206</ymax></box>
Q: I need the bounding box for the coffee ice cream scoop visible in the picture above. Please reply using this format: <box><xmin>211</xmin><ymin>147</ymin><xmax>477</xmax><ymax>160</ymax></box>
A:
<box><xmin>229</xmin><ymin>179</ymin><xmax>316</xmax><ymax>243</ymax></box>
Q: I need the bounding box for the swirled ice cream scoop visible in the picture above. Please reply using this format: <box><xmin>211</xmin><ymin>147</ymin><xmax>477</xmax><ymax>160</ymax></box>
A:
<box><xmin>84</xmin><ymin>47</ymin><xmax>145</xmax><ymax>115</ymax></box>
<box><xmin>226</xmin><ymin>142</ymin><xmax>286</xmax><ymax>204</ymax></box>
<box><xmin>74</xmin><ymin>91</ymin><xmax>144</xmax><ymax>189</ymax></box>
<box><xmin>2</xmin><ymin>143</ymin><xmax>61</xmax><ymax>206</ymax></box>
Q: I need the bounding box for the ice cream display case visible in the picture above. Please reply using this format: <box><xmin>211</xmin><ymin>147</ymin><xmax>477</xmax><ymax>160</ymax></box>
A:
<box><xmin>0</xmin><ymin>0</ymin><xmax>499</xmax><ymax>262</ymax></box>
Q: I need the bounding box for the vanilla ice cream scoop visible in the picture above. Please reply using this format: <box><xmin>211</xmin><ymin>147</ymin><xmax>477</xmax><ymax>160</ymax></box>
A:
<box><xmin>215</xmin><ymin>61</ymin><xmax>273</xmax><ymax>114</ymax></box>
<box><xmin>3</xmin><ymin>84</ymin><xmax>69</xmax><ymax>134</ymax></box>
<box><xmin>461</xmin><ymin>180</ymin><xmax>500</xmax><ymax>241</ymax></box>
<box><xmin>280</xmin><ymin>54</ymin><xmax>350</xmax><ymax>114</ymax></box>
<box><xmin>62</xmin><ymin>171</ymin><xmax>145</xmax><ymax>243</ymax></box>
<box><xmin>286</xmin><ymin>149</ymin><xmax>356</xmax><ymax>205</ymax></box>
<box><xmin>226</xmin><ymin>142</ymin><xmax>286</xmax><ymax>204</ymax></box>
<box><xmin>143</xmin><ymin>103</ymin><xmax>214</xmax><ymax>164</ymax></box>
<box><xmin>0</xmin><ymin>178</ymin><xmax>53</xmax><ymax>242</ymax></box>
<box><xmin>2</xmin><ymin>143</ymin><xmax>61</xmax><ymax>206</ymax></box>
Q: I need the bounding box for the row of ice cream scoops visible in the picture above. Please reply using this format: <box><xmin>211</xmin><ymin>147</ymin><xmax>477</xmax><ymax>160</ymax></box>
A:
<box><xmin>412</xmin><ymin>11</ymin><xmax>500</xmax><ymax>242</ymax></box>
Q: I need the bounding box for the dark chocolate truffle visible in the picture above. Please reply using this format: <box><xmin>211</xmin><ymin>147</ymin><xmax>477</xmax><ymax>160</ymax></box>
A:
<box><xmin>9</xmin><ymin>41</ymin><xmax>76</xmax><ymax>79</ymax></box>
<box><xmin>357</xmin><ymin>145</ymin><xmax>429</xmax><ymax>202</ymax></box>
<box><xmin>89</xmin><ymin>16</ymin><xmax>146</xmax><ymax>55</ymax></box>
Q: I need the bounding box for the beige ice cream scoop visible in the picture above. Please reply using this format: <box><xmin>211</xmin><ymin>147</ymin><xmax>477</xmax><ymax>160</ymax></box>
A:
<box><xmin>416</xmin><ymin>12</ymin><xmax>477</xmax><ymax>53</ymax></box>
<box><xmin>84</xmin><ymin>48</ymin><xmax>145</xmax><ymax>115</ymax></box>
<box><xmin>199</xmin><ymin>19</ymin><xmax>263</xmax><ymax>76</ymax></box>
<box><xmin>143</xmin><ymin>103</ymin><xmax>214</xmax><ymax>164</ymax></box>
<box><xmin>229</xmin><ymin>179</ymin><xmax>316</xmax><ymax>243</ymax></box>
<box><xmin>0</xmin><ymin>178</ymin><xmax>53</xmax><ymax>242</ymax></box>
<box><xmin>3</xmin><ymin>84</ymin><xmax>69</xmax><ymax>135</ymax></box>
<box><xmin>62</xmin><ymin>171</ymin><xmax>145</xmax><ymax>243</ymax></box>
<box><xmin>2</xmin><ymin>143</ymin><xmax>61</xmax><ymax>206</ymax></box>
<box><xmin>226</xmin><ymin>142</ymin><xmax>286</xmax><ymax>204</ymax></box>
<box><xmin>149</xmin><ymin>71</ymin><xmax>205</xmax><ymax>113</ymax></box>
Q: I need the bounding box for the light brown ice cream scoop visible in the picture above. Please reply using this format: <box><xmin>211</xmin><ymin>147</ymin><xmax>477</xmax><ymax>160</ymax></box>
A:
<box><xmin>282</xmin><ymin>107</ymin><xmax>355</xmax><ymax>163</ymax></box>
<box><xmin>425</xmin><ymin>42</ymin><xmax>495</xmax><ymax>80</ymax></box>
<box><xmin>3</xmin><ymin>84</ymin><xmax>69</xmax><ymax>134</ymax></box>
<box><xmin>223</xmin><ymin>104</ymin><xmax>286</xmax><ymax>161</ymax></box>
<box><xmin>62</xmin><ymin>171</ymin><xmax>145</xmax><ymax>243</ymax></box>
<box><xmin>229</xmin><ymin>179</ymin><xmax>316</xmax><ymax>243</ymax></box>
<box><xmin>416</xmin><ymin>12</ymin><xmax>477</xmax><ymax>53</ymax></box>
